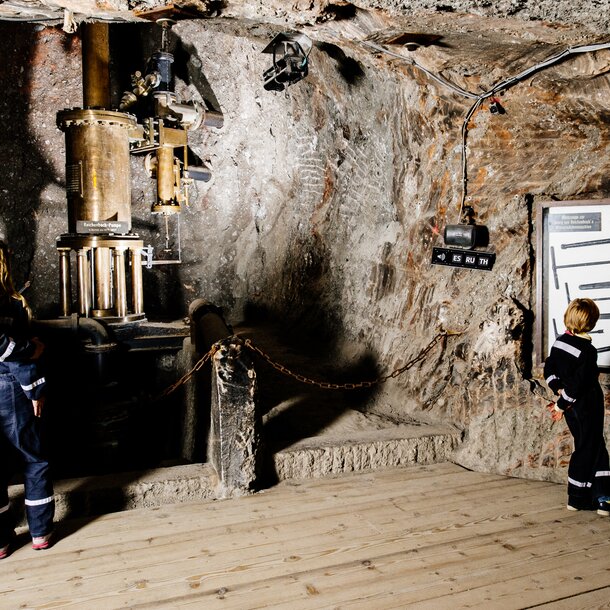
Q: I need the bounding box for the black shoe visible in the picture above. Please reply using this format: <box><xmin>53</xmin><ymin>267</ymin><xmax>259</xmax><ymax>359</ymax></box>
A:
<box><xmin>597</xmin><ymin>499</ymin><xmax>610</xmax><ymax>516</ymax></box>
<box><xmin>567</xmin><ymin>497</ymin><xmax>593</xmax><ymax>511</ymax></box>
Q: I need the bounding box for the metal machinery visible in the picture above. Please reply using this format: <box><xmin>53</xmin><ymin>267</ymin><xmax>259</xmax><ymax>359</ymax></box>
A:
<box><xmin>56</xmin><ymin>20</ymin><xmax>206</xmax><ymax>324</ymax></box>
<box><xmin>46</xmin><ymin>20</ymin><xmax>220</xmax><ymax>474</ymax></box>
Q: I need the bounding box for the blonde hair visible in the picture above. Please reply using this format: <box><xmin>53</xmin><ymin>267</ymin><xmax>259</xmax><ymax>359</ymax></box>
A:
<box><xmin>564</xmin><ymin>298</ymin><xmax>599</xmax><ymax>334</ymax></box>
<box><xmin>0</xmin><ymin>241</ymin><xmax>30</xmax><ymax>317</ymax></box>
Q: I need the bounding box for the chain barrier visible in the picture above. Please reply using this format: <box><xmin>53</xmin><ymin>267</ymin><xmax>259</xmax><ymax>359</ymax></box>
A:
<box><xmin>158</xmin><ymin>329</ymin><xmax>461</xmax><ymax>398</ymax></box>
<box><xmin>159</xmin><ymin>344</ymin><xmax>219</xmax><ymax>398</ymax></box>
<box><xmin>244</xmin><ymin>330</ymin><xmax>460</xmax><ymax>390</ymax></box>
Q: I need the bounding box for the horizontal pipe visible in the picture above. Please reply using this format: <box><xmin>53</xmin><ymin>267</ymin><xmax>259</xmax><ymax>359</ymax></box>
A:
<box><xmin>203</xmin><ymin>110</ymin><xmax>224</xmax><ymax>129</ymax></box>
<box><xmin>33</xmin><ymin>314</ymin><xmax>113</xmax><ymax>347</ymax></box>
<box><xmin>188</xmin><ymin>299</ymin><xmax>233</xmax><ymax>354</ymax></box>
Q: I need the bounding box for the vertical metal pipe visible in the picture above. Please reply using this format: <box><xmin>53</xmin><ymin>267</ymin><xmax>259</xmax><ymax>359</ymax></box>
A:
<box><xmin>94</xmin><ymin>247</ymin><xmax>112</xmax><ymax>311</ymax></box>
<box><xmin>77</xmin><ymin>248</ymin><xmax>91</xmax><ymax>316</ymax></box>
<box><xmin>58</xmin><ymin>248</ymin><xmax>72</xmax><ymax>317</ymax></box>
<box><xmin>131</xmin><ymin>247</ymin><xmax>144</xmax><ymax>314</ymax></box>
<box><xmin>81</xmin><ymin>23</ymin><xmax>111</xmax><ymax>109</ymax></box>
<box><xmin>113</xmin><ymin>248</ymin><xmax>127</xmax><ymax>318</ymax></box>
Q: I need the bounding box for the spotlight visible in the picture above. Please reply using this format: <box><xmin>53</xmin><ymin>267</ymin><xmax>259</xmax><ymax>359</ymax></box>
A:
<box><xmin>262</xmin><ymin>33</ymin><xmax>312</xmax><ymax>92</ymax></box>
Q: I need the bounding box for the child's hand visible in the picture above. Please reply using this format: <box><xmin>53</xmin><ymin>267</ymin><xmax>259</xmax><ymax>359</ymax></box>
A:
<box><xmin>551</xmin><ymin>409</ymin><xmax>563</xmax><ymax>422</ymax></box>
<box><xmin>32</xmin><ymin>397</ymin><xmax>45</xmax><ymax>417</ymax></box>
<box><xmin>30</xmin><ymin>337</ymin><xmax>45</xmax><ymax>360</ymax></box>
<box><xmin>546</xmin><ymin>402</ymin><xmax>563</xmax><ymax>421</ymax></box>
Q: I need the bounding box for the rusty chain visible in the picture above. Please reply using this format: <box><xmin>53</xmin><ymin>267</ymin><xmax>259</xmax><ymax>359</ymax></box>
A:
<box><xmin>244</xmin><ymin>330</ymin><xmax>460</xmax><ymax>390</ymax></box>
<box><xmin>159</xmin><ymin>329</ymin><xmax>461</xmax><ymax>398</ymax></box>
<box><xmin>159</xmin><ymin>344</ymin><xmax>219</xmax><ymax>398</ymax></box>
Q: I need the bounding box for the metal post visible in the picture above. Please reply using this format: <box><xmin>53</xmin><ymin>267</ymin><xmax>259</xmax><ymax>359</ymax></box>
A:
<box><xmin>131</xmin><ymin>247</ymin><xmax>144</xmax><ymax>315</ymax></box>
<box><xmin>113</xmin><ymin>248</ymin><xmax>127</xmax><ymax>318</ymax></box>
<box><xmin>94</xmin><ymin>246</ymin><xmax>112</xmax><ymax>312</ymax></box>
<box><xmin>58</xmin><ymin>248</ymin><xmax>72</xmax><ymax>317</ymax></box>
<box><xmin>77</xmin><ymin>248</ymin><xmax>91</xmax><ymax>316</ymax></box>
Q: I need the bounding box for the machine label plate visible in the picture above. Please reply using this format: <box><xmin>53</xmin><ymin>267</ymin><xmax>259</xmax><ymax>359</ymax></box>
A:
<box><xmin>77</xmin><ymin>220</ymin><xmax>130</xmax><ymax>234</ymax></box>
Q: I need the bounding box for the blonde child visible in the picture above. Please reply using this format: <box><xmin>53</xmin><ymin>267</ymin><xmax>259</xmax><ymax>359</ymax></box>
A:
<box><xmin>544</xmin><ymin>298</ymin><xmax>610</xmax><ymax>515</ymax></box>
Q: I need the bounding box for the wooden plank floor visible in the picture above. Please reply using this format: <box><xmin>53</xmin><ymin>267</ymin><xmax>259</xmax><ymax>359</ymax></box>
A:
<box><xmin>2</xmin><ymin>463</ymin><xmax>610</xmax><ymax>609</ymax></box>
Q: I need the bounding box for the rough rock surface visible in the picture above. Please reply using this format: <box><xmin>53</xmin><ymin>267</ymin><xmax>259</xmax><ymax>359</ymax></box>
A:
<box><xmin>0</xmin><ymin>3</ymin><xmax>609</xmax><ymax>487</ymax></box>
<box><xmin>4</xmin><ymin>1</ymin><xmax>610</xmax><ymax>37</ymax></box>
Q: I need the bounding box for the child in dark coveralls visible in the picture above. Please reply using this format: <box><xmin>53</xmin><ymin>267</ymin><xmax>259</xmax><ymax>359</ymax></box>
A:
<box><xmin>544</xmin><ymin>298</ymin><xmax>610</xmax><ymax>515</ymax></box>
<box><xmin>0</xmin><ymin>242</ymin><xmax>54</xmax><ymax>559</ymax></box>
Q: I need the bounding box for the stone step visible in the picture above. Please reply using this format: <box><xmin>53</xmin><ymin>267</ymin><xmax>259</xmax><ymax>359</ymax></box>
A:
<box><xmin>8</xmin><ymin>426</ymin><xmax>461</xmax><ymax>528</ymax></box>
<box><xmin>8</xmin><ymin>463</ymin><xmax>219</xmax><ymax>527</ymax></box>
<box><xmin>271</xmin><ymin>424</ymin><xmax>462</xmax><ymax>481</ymax></box>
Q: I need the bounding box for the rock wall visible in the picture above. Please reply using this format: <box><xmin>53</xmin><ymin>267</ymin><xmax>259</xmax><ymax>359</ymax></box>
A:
<box><xmin>1</xmin><ymin>17</ymin><xmax>609</xmax><ymax>483</ymax></box>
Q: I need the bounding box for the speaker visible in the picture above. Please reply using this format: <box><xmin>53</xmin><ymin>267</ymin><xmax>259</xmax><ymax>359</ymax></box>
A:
<box><xmin>444</xmin><ymin>224</ymin><xmax>489</xmax><ymax>249</ymax></box>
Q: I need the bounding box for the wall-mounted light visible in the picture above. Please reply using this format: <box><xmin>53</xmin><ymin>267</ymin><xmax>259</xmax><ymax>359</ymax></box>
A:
<box><xmin>444</xmin><ymin>206</ymin><xmax>489</xmax><ymax>249</ymax></box>
<box><xmin>262</xmin><ymin>33</ymin><xmax>312</xmax><ymax>92</ymax></box>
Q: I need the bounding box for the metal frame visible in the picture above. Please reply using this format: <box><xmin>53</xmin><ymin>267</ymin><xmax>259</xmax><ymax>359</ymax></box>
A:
<box><xmin>535</xmin><ymin>198</ymin><xmax>610</xmax><ymax>372</ymax></box>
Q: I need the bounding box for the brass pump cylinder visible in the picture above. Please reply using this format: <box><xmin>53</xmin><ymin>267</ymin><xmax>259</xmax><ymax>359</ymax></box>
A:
<box><xmin>58</xmin><ymin>109</ymin><xmax>136</xmax><ymax>233</ymax></box>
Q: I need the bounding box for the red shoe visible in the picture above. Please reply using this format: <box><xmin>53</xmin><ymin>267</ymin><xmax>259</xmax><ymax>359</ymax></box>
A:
<box><xmin>1</xmin><ymin>531</ymin><xmax>15</xmax><ymax>559</ymax></box>
<box><xmin>32</xmin><ymin>532</ymin><xmax>53</xmax><ymax>550</ymax></box>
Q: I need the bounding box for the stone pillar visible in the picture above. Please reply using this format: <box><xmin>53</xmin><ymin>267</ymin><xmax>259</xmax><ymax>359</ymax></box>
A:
<box><xmin>176</xmin><ymin>337</ymin><xmax>203</xmax><ymax>463</ymax></box>
<box><xmin>209</xmin><ymin>336</ymin><xmax>260</xmax><ymax>496</ymax></box>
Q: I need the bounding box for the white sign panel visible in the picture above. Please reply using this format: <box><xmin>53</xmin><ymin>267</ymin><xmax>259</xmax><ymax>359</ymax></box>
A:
<box><xmin>540</xmin><ymin>202</ymin><xmax>610</xmax><ymax>370</ymax></box>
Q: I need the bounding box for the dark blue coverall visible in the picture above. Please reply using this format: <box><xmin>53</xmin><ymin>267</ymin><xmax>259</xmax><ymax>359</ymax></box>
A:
<box><xmin>0</xmin><ymin>298</ymin><xmax>53</xmax><ymax>543</ymax></box>
<box><xmin>544</xmin><ymin>332</ymin><xmax>610</xmax><ymax>510</ymax></box>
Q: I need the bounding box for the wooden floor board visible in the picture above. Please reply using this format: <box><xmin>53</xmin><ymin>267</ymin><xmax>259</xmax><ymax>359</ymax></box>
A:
<box><xmin>328</xmin><ymin>533</ymin><xmax>610</xmax><ymax>609</ymax></box>
<box><xmin>168</xmin><ymin>518</ymin><xmax>609</xmax><ymax>610</ymax></box>
<box><xmin>7</xmin><ymin>471</ymin><xmax>528</xmax><ymax>578</ymax></box>
<box><xmin>3</xmin><ymin>475</ymin><xmax>555</xmax><ymax>595</ymax></box>
<box><xmin>1</xmin><ymin>463</ymin><xmax>607</xmax><ymax>610</ymax></box>
<box><xmin>529</xmin><ymin>586</ymin><xmax>610</xmax><ymax>609</ymax></box>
